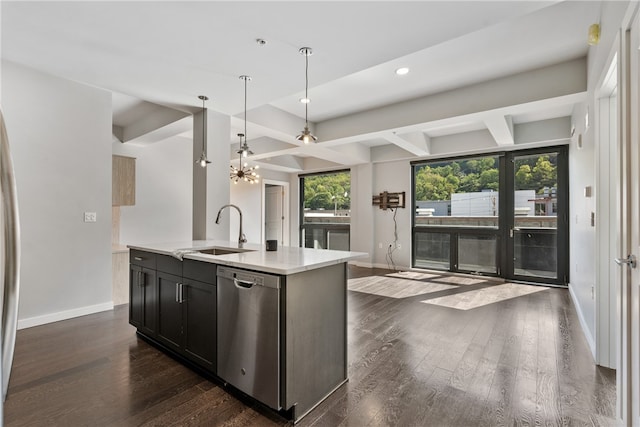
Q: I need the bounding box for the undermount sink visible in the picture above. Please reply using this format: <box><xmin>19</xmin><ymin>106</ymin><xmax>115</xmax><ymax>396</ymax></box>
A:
<box><xmin>196</xmin><ymin>247</ymin><xmax>253</xmax><ymax>256</ymax></box>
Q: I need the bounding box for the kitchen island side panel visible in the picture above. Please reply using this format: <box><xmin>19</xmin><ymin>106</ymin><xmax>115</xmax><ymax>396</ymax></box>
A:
<box><xmin>284</xmin><ymin>262</ymin><xmax>347</xmax><ymax>418</ymax></box>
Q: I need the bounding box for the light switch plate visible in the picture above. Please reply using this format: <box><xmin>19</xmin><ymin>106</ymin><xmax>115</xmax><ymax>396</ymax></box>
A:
<box><xmin>84</xmin><ymin>212</ymin><xmax>97</xmax><ymax>222</ymax></box>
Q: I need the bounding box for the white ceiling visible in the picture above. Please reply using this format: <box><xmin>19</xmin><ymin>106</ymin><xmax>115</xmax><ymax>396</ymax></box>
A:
<box><xmin>1</xmin><ymin>1</ymin><xmax>600</xmax><ymax>172</ymax></box>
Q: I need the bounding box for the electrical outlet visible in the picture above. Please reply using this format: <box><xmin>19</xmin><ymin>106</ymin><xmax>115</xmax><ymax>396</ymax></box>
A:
<box><xmin>378</xmin><ymin>243</ymin><xmax>383</xmax><ymax>249</ymax></box>
<box><xmin>84</xmin><ymin>212</ymin><xmax>97</xmax><ymax>223</ymax></box>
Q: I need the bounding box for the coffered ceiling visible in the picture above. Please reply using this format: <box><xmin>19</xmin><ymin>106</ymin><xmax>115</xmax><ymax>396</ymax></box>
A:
<box><xmin>1</xmin><ymin>1</ymin><xmax>600</xmax><ymax>172</ymax></box>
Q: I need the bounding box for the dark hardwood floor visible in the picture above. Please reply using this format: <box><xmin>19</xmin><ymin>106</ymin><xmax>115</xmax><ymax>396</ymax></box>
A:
<box><xmin>4</xmin><ymin>267</ymin><xmax>616</xmax><ymax>426</ymax></box>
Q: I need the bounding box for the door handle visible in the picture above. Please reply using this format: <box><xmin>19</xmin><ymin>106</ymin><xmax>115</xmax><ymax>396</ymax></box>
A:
<box><xmin>176</xmin><ymin>283</ymin><xmax>184</xmax><ymax>303</ymax></box>
<box><xmin>615</xmin><ymin>254</ymin><xmax>637</xmax><ymax>268</ymax></box>
<box><xmin>234</xmin><ymin>278</ymin><xmax>256</xmax><ymax>289</ymax></box>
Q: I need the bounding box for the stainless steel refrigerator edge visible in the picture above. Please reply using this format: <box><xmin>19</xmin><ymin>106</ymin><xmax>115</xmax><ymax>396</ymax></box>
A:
<box><xmin>0</xmin><ymin>108</ymin><xmax>22</xmax><ymax>414</ymax></box>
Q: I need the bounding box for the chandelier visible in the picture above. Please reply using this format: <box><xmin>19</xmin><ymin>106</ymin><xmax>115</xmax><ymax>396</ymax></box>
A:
<box><xmin>230</xmin><ymin>75</ymin><xmax>259</xmax><ymax>184</ymax></box>
<box><xmin>230</xmin><ymin>133</ymin><xmax>259</xmax><ymax>184</ymax></box>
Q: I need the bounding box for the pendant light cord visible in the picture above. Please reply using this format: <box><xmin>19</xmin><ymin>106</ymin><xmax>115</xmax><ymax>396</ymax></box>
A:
<box><xmin>244</xmin><ymin>76</ymin><xmax>248</xmax><ymax>139</ymax></box>
<box><xmin>201</xmin><ymin>97</ymin><xmax>206</xmax><ymax>155</ymax></box>
<box><xmin>305</xmin><ymin>52</ymin><xmax>309</xmax><ymax>126</ymax></box>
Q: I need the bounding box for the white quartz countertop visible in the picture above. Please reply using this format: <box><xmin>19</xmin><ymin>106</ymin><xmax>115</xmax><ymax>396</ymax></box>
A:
<box><xmin>127</xmin><ymin>240</ymin><xmax>368</xmax><ymax>275</ymax></box>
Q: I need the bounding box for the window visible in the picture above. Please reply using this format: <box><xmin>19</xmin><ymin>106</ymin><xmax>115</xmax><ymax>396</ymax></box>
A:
<box><xmin>300</xmin><ymin>170</ymin><xmax>351</xmax><ymax>251</ymax></box>
<box><xmin>413</xmin><ymin>155</ymin><xmax>501</xmax><ymax>274</ymax></box>
<box><xmin>412</xmin><ymin>147</ymin><xmax>569</xmax><ymax>285</ymax></box>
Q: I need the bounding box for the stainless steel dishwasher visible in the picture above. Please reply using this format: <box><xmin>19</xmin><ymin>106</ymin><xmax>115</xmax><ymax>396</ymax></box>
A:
<box><xmin>216</xmin><ymin>265</ymin><xmax>281</xmax><ymax>410</ymax></box>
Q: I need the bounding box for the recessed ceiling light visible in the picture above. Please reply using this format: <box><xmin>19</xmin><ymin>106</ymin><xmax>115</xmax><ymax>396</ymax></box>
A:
<box><xmin>395</xmin><ymin>67</ymin><xmax>410</xmax><ymax>76</ymax></box>
<box><xmin>299</xmin><ymin>97</ymin><xmax>310</xmax><ymax>104</ymax></box>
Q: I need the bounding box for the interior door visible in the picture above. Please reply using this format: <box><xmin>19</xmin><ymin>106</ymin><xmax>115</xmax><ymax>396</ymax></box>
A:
<box><xmin>265</xmin><ymin>185</ymin><xmax>284</xmax><ymax>245</ymax></box>
<box><xmin>617</xmin><ymin>9</ymin><xmax>640</xmax><ymax>425</ymax></box>
<box><xmin>506</xmin><ymin>148</ymin><xmax>569</xmax><ymax>285</ymax></box>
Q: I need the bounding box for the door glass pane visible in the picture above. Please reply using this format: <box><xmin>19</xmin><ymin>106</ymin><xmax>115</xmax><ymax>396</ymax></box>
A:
<box><xmin>303</xmin><ymin>228</ymin><xmax>326</xmax><ymax>249</ymax></box>
<box><xmin>414</xmin><ymin>156</ymin><xmax>499</xmax><ymax>228</ymax></box>
<box><xmin>513</xmin><ymin>153</ymin><xmax>558</xmax><ymax>279</ymax></box>
<box><xmin>327</xmin><ymin>230</ymin><xmax>349</xmax><ymax>251</ymax></box>
<box><xmin>514</xmin><ymin>229</ymin><xmax>557</xmax><ymax>278</ymax></box>
<box><xmin>458</xmin><ymin>234</ymin><xmax>497</xmax><ymax>274</ymax></box>
<box><xmin>414</xmin><ymin>232</ymin><xmax>450</xmax><ymax>269</ymax></box>
<box><xmin>302</xmin><ymin>171</ymin><xmax>351</xmax><ymax>225</ymax></box>
<box><xmin>301</xmin><ymin>171</ymin><xmax>351</xmax><ymax>250</ymax></box>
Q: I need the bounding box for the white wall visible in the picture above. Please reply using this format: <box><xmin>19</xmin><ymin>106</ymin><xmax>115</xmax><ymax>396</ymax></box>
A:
<box><xmin>112</xmin><ymin>136</ymin><xmax>193</xmax><ymax>245</ymax></box>
<box><xmin>372</xmin><ymin>160</ymin><xmax>412</xmax><ymax>269</ymax></box>
<box><xmin>568</xmin><ymin>0</ymin><xmax>634</xmax><ymax>358</ymax></box>
<box><xmin>569</xmin><ymin>101</ymin><xmax>597</xmax><ymax>353</ymax></box>
<box><xmin>350</xmin><ymin>163</ymin><xmax>374</xmax><ymax>265</ymax></box>
<box><xmin>2</xmin><ymin>60</ymin><xmax>113</xmax><ymax>328</ymax></box>
<box><xmin>229</xmin><ymin>168</ymin><xmax>290</xmax><ymax>244</ymax></box>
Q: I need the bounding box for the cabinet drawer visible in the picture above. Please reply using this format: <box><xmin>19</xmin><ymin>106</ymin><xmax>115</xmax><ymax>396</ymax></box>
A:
<box><xmin>183</xmin><ymin>259</ymin><xmax>216</xmax><ymax>284</ymax></box>
<box><xmin>130</xmin><ymin>249</ymin><xmax>156</xmax><ymax>269</ymax></box>
<box><xmin>157</xmin><ymin>254</ymin><xmax>182</xmax><ymax>276</ymax></box>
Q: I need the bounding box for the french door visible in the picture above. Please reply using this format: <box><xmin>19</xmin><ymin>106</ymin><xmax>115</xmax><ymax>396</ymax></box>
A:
<box><xmin>505</xmin><ymin>148</ymin><xmax>569</xmax><ymax>284</ymax></box>
<box><xmin>412</xmin><ymin>147</ymin><xmax>569</xmax><ymax>285</ymax></box>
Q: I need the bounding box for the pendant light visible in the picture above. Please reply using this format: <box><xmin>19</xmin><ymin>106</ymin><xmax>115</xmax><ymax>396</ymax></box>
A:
<box><xmin>296</xmin><ymin>47</ymin><xmax>317</xmax><ymax>144</ymax></box>
<box><xmin>196</xmin><ymin>95</ymin><xmax>211</xmax><ymax>168</ymax></box>
<box><xmin>230</xmin><ymin>75</ymin><xmax>259</xmax><ymax>184</ymax></box>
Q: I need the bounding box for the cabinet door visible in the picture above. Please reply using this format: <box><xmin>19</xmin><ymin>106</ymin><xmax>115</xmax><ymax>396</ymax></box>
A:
<box><xmin>130</xmin><ymin>266</ymin><xmax>157</xmax><ymax>335</ymax></box>
<box><xmin>183</xmin><ymin>278</ymin><xmax>216</xmax><ymax>371</ymax></box>
<box><xmin>157</xmin><ymin>272</ymin><xmax>183</xmax><ymax>352</ymax></box>
<box><xmin>129</xmin><ymin>265</ymin><xmax>143</xmax><ymax>328</ymax></box>
<box><xmin>112</xmin><ymin>155</ymin><xmax>136</xmax><ymax>206</ymax></box>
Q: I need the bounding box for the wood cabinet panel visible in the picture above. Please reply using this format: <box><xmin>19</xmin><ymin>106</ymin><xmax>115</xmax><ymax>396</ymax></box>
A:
<box><xmin>112</xmin><ymin>155</ymin><xmax>135</xmax><ymax>206</ymax></box>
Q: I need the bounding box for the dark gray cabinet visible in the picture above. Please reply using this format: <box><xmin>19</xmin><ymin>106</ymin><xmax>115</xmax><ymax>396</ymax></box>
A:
<box><xmin>131</xmin><ymin>251</ymin><xmax>217</xmax><ymax>373</ymax></box>
<box><xmin>129</xmin><ymin>251</ymin><xmax>157</xmax><ymax>336</ymax></box>
<box><xmin>157</xmin><ymin>272</ymin><xmax>183</xmax><ymax>352</ymax></box>
<box><xmin>182</xmin><ymin>277</ymin><xmax>216</xmax><ymax>370</ymax></box>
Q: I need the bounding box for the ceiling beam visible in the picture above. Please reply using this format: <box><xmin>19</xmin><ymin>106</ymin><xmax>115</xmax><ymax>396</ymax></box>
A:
<box><xmin>382</xmin><ymin>131</ymin><xmax>431</xmax><ymax>156</ymax></box>
<box><xmin>484</xmin><ymin>114</ymin><xmax>514</xmax><ymax>146</ymax></box>
<box><xmin>122</xmin><ymin>107</ymin><xmax>190</xmax><ymax>143</ymax></box>
<box><xmin>316</xmin><ymin>57</ymin><xmax>586</xmax><ymax>142</ymax></box>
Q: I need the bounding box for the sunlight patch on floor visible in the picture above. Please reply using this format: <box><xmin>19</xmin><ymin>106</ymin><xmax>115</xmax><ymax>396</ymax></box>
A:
<box><xmin>421</xmin><ymin>283</ymin><xmax>549</xmax><ymax>310</ymax></box>
<box><xmin>348</xmin><ymin>276</ymin><xmax>456</xmax><ymax>298</ymax></box>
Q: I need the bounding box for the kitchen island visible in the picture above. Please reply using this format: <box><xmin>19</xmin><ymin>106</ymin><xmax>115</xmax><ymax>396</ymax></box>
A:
<box><xmin>127</xmin><ymin>240</ymin><xmax>366</xmax><ymax>423</ymax></box>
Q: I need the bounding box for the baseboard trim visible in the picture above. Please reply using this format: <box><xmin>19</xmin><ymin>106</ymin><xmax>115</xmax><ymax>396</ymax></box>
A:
<box><xmin>17</xmin><ymin>302</ymin><xmax>114</xmax><ymax>330</ymax></box>
<box><xmin>349</xmin><ymin>261</ymin><xmax>412</xmax><ymax>270</ymax></box>
<box><xmin>568</xmin><ymin>284</ymin><xmax>596</xmax><ymax>359</ymax></box>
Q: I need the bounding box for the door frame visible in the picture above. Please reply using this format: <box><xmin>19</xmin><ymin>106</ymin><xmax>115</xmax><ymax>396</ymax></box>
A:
<box><xmin>261</xmin><ymin>179</ymin><xmax>290</xmax><ymax>247</ymax></box>
<box><xmin>595</xmin><ymin>52</ymin><xmax>619</xmax><ymax>369</ymax></box>
<box><xmin>617</xmin><ymin>5</ymin><xmax>640</xmax><ymax>425</ymax></box>
<box><xmin>504</xmin><ymin>146</ymin><xmax>570</xmax><ymax>286</ymax></box>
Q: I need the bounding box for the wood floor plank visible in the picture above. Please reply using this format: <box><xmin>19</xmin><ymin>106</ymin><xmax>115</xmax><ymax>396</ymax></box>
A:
<box><xmin>4</xmin><ymin>267</ymin><xmax>616</xmax><ymax>426</ymax></box>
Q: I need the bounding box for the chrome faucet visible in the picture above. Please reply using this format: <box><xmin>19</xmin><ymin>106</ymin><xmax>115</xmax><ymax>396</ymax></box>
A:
<box><xmin>215</xmin><ymin>204</ymin><xmax>247</xmax><ymax>247</ymax></box>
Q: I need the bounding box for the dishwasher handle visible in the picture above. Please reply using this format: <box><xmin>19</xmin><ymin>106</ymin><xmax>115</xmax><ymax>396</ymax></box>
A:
<box><xmin>233</xmin><ymin>278</ymin><xmax>256</xmax><ymax>289</ymax></box>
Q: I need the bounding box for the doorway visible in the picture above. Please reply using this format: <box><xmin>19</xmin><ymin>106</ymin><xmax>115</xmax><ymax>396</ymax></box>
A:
<box><xmin>596</xmin><ymin>56</ymin><xmax>618</xmax><ymax>369</ymax></box>
<box><xmin>262</xmin><ymin>180</ymin><xmax>289</xmax><ymax>247</ymax></box>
